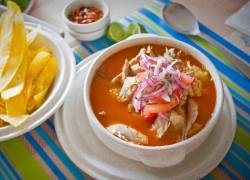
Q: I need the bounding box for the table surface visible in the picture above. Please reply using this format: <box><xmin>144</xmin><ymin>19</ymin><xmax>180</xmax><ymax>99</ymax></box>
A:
<box><xmin>0</xmin><ymin>0</ymin><xmax>249</xmax><ymax>179</ymax></box>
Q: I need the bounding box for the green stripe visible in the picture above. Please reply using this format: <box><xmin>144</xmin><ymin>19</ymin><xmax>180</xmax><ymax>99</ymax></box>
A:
<box><xmin>234</xmin><ymin>128</ymin><xmax>250</xmax><ymax>151</ymax></box>
<box><xmin>132</xmin><ymin>12</ymin><xmax>166</xmax><ymax>36</ymax></box>
<box><xmin>189</xmin><ymin>36</ymin><xmax>231</xmax><ymax>65</ymax></box>
<box><xmin>221</xmin><ymin>75</ymin><xmax>250</xmax><ymax>100</ymax></box>
<box><xmin>0</xmin><ymin>138</ymin><xmax>50</xmax><ymax>179</ymax></box>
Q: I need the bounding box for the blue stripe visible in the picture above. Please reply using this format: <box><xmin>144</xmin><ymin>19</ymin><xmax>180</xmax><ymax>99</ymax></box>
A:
<box><xmin>224</xmin><ymin>151</ymin><xmax>250</xmax><ymax>177</ymax></box>
<box><xmin>237</xmin><ymin>113</ymin><xmax>250</xmax><ymax>132</ymax></box>
<box><xmin>80</xmin><ymin>42</ymin><xmax>94</xmax><ymax>54</ymax></box>
<box><xmin>0</xmin><ymin>169</ymin><xmax>6</xmax><ymax>180</ymax></box>
<box><xmin>231</xmin><ymin>143</ymin><xmax>250</xmax><ymax>165</ymax></box>
<box><xmin>0</xmin><ymin>150</ymin><xmax>20</xmax><ymax>180</ymax></box>
<box><xmin>24</xmin><ymin>133</ymin><xmax>66</xmax><ymax>179</ymax></box>
<box><xmin>91</xmin><ymin>40</ymin><xmax>105</xmax><ymax>50</ymax></box>
<box><xmin>138</xmin><ymin>8</ymin><xmax>250</xmax><ymax>93</ymax></box>
<box><xmin>124</xmin><ymin>17</ymin><xmax>133</xmax><ymax>23</ymax></box>
<box><xmin>46</xmin><ymin>119</ymin><xmax>55</xmax><ymax>132</ymax></box>
<box><xmin>233</xmin><ymin>97</ymin><xmax>250</xmax><ymax>114</ymax></box>
<box><xmin>35</xmin><ymin>127</ymin><xmax>84</xmax><ymax>179</ymax></box>
<box><xmin>237</xmin><ymin>117</ymin><xmax>250</xmax><ymax>133</ymax></box>
<box><xmin>73</xmin><ymin>51</ymin><xmax>82</xmax><ymax>64</ymax></box>
<box><xmin>228</xmin><ymin>86</ymin><xmax>250</xmax><ymax>109</ymax></box>
<box><xmin>199</xmin><ymin>24</ymin><xmax>250</xmax><ymax>64</ymax></box>
<box><xmin>102</xmin><ymin>36</ymin><xmax>113</xmax><ymax>46</ymax></box>
<box><xmin>202</xmin><ymin>175</ymin><xmax>214</xmax><ymax>180</ymax></box>
<box><xmin>0</xmin><ymin>159</ymin><xmax>12</xmax><ymax>180</ymax></box>
<box><xmin>159</xmin><ymin>0</ymin><xmax>171</xmax><ymax>4</ymax></box>
<box><xmin>118</xmin><ymin>18</ymin><xmax>131</xmax><ymax>26</ymax></box>
<box><xmin>218</xmin><ymin>163</ymin><xmax>238</xmax><ymax>179</ymax></box>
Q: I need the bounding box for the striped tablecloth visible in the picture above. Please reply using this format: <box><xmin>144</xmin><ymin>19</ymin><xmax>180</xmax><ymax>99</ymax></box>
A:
<box><xmin>0</xmin><ymin>0</ymin><xmax>249</xmax><ymax>179</ymax></box>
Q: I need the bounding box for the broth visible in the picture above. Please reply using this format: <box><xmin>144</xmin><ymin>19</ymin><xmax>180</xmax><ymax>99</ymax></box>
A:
<box><xmin>90</xmin><ymin>44</ymin><xmax>216</xmax><ymax>146</ymax></box>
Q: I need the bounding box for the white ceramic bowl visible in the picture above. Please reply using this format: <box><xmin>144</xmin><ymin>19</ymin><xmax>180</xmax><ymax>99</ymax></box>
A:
<box><xmin>62</xmin><ymin>0</ymin><xmax>110</xmax><ymax>34</ymax></box>
<box><xmin>84</xmin><ymin>34</ymin><xmax>224</xmax><ymax>168</ymax></box>
<box><xmin>0</xmin><ymin>24</ymin><xmax>75</xmax><ymax>141</ymax></box>
<box><xmin>67</xmin><ymin>24</ymin><xmax>108</xmax><ymax>41</ymax></box>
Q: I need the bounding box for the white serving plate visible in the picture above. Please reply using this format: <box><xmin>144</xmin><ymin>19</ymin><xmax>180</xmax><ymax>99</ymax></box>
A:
<box><xmin>0</xmin><ymin>23</ymin><xmax>75</xmax><ymax>141</ymax></box>
<box><xmin>55</xmin><ymin>51</ymin><xmax>236</xmax><ymax>179</ymax></box>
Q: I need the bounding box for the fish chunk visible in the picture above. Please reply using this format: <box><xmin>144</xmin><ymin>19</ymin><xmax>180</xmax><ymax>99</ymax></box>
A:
<box><xmin>151</xmin><ymin>113</ymin><xmax>170</xmax><ymax>138</ymax></box>
<box><xmin>107</xmin><ymin>124</ymin><xmax>148</xmax><ymax>145</ymax></box>
<box><xmin>112</xmin><ymin>59</ymin><xmax>131</xmax><ymax>83</ymax></box>
<box><xmin>183</xmin><ymin>99</ymin><xmax>198</xmax><ymax>139</ymax></box>
<box><xmin>119</xmin><ymin>77</ymin><xmax>137</xmax><ymax>102</ymax></box>
<box><xmin>170</xmin><ymin>110</ymin><xmax>185</xmax><ymax>130</ymax></box>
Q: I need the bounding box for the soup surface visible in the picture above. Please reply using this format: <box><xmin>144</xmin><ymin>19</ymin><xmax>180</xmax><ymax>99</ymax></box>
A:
<box><xmin>91</xmin><ymin>44</ymin><xmax>216</xmax><ymax>146</ymax></box>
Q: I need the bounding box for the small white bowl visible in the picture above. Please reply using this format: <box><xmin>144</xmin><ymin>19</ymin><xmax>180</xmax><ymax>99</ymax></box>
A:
<box><xmin>62</xmin><ymin>0</ymin><xmax>110</xmax><ymax>34</ymax></box>
<box><xmin>83</xmin><ymin>34</ymin><xmax>224</xmax><ymax>168</ymax></box>
<box><xmin>67</xmin><ymin>24</ymin><xmax>108</xmax><ymax>41</ymax></box>
<box><xmin>0</xmin><ymin>24</ymin><xmax>75</xmax><ymax>141</ymax></box>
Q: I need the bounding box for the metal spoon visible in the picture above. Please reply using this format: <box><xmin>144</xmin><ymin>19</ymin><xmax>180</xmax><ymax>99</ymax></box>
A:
<box><xmin>163</xmin><ymin>2</ymin><xmax>250</xmax><ymax>78</ymax></box>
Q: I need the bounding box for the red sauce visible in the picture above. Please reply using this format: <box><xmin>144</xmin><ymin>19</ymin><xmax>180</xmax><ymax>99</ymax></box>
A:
<box><xmin>68</xmin><ymin>6</ymin><xmax>103</xmax><ymax>24</ymax></box>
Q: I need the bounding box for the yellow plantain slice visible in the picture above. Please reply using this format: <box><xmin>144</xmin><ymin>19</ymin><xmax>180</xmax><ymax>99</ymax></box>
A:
<box><xmin>33</xmin><ymin>86</ymin><xmax>51</xmax><ymax>109</ymax></box>
<box><xmin>25</xmin><ymin>51</ymin><xmax>51</xmax><ymax>100</ymax></box>
<box><xmin>27</xmin><ymin>57</ymin><xmax>57</xmax><ymax>112</ymax></box>
<box><xmin>32</xmin><ymin>57</ymin><xmax>57</xmax><ymax>96</ymax></box>
<box><xmin>0</xmin><ymin>1</ymin><xmax>21</xmax><ymax>77</ymax></box>
<box><xmin>32</xmin><ymin>46</ymin><xmax>51</xmax><ymax>54</ymax></box>
<box><xmin>0</xmin><ymin>11</ymin><xmax>15</xmax><ymax>77</ymax></box>
<box><xmin>6</xmin><ymin>92</ymin><xmax>27</xmax><ymax>116</ymax></box>
<box><xmin>0</xmin><ymin>13</ymin><xmax>26</xmax><ymax>92</ymax></box>
<box><xmin>7</xmin><ymin>1</ymin><xmax>21</xmax><ymax>13</ymax></box>
<box><xmin>0</xmin><ymin>115</ymin><xmax>28</xmax><ymax>127</ymax></box>
<box><xmin>1</xmin><ymin>49</ymin><xmax>29</xmax><ymax>100</ymax></box>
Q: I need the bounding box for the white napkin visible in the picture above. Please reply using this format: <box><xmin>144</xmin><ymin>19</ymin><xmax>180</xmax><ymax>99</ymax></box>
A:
<box><xmin>226</xmin><ymin>1</ymin><xmax>250</xmax><ymax>36</ymax></box>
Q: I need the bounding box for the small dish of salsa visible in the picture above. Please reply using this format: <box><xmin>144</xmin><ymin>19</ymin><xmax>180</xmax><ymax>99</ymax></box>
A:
<box><xmin>62</xmin><ymin>0</ymin><xmax>110</xmax><ymax>36</ymax></box>
<box><xmin>68</xmin><ymin>6</ymin><xmax>103</xmax><ymax>24</ymax></box>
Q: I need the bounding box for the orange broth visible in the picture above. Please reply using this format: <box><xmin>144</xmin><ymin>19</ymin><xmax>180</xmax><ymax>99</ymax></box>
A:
<box><xmin>90</xmin><ymin>45</ymin><xmax>216</xmax><ymax>146</ymax></box>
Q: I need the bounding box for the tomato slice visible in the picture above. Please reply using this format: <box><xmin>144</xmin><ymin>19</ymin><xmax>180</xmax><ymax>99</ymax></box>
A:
<box><xmin>144</xmin><ymin>112</ymin><xmax>157</xmax><ymax>123</ymax></box>
<box><xmin>143</xmin><ymin>102</ymin><xmax>177</xmax><ymax>118</ymax></box>
<box><xmin>180</xmin><ymin>73</ymin><xmax>194</xmax><ymax>86</ymax></box>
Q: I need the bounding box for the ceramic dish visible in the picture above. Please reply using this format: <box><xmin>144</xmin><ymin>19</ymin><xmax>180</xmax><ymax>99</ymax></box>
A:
<box><xmin>55</xmin><ymin>51</ymin><xmax>236</xmax><ymax>179</ymax></box>
<box><xmin>0</xmin><ymin>23</ymin><xmax>75</xmax><ymax>141</ymax></box>
<box><xmin>66</xmin><ymin>24</ymin><xmax>108</xmax><ymax>41</ymax></box>
<box><xmin>62</xmin><ymin>0</ymin><xmax>110</xmax><ymax>34</ymax></box>
<box><xmin>83</xmin><ymin>35</ymin><xmax>224</xmax><ymax>167</ymax></box>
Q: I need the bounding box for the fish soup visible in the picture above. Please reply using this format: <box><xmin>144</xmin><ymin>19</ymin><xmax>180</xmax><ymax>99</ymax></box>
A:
<box><xmin>90</xmin><ymin>44</ymin><xmax>216</xmax><ymax>146</ymax></box>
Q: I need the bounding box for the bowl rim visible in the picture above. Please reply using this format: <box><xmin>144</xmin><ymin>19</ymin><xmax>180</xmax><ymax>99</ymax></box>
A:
<box><xmin>0</xmin><ymin>24</ymin><xmax>75</xmax><ymax>141</ymax></box>
<box><xmin>62</xmin><ymin>0</ymin><xmax>110</xmax><ymax>27</ymax></box>
<box><xmin>67</xmin><ymin>23</ymin><xmax>108</xmax><ymax>35</ymax></box>
<box><xmin>84</xmin><ymin>35</ymin><xmax>224</xmax><ymax>151</ymax></box>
